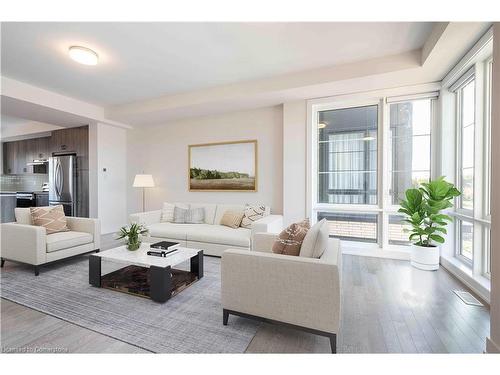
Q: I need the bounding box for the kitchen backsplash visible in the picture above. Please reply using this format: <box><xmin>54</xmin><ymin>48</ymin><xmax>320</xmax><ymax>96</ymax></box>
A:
<box><xmin>0</xmin><ymin>174</ymin><xmax>49</xmax><ymax>192</ymax></box>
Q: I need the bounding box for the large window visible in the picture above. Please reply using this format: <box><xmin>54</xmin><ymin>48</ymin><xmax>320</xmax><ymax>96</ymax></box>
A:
<box><xmin>450</xmin><ymin>54</ymin><xmax>492</xmax><ymax>277</ymax></box>
<box><xmin>317</xmin><ymin>105</ymin><xmax>378</xmax><ymax>205</ymax></box>
<box><xmin>457</xmin><ymin>79</ymin><xmax>476</xmax><ymax>211</ymax></box>
<box><xmin>457</xmin><ymin>219</ymin><xmax>473</xmax><ymax>262</ymax></box>
<box><xmin>389</xmin><ymin>99</ymin><xmax>432</xmax><ymax>204</ymax></box>
<box><xmin>311</xmin><ymin>95</ymin><xmax>435</xmax><ymax>248</ymax></box>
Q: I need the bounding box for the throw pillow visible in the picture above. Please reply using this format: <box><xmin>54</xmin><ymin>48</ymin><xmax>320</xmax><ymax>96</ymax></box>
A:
<box><xmin>272</xmin><ymin>220</ymin><xmax>310</xmax><ymax>256</ymax></box>
<box><xmin>240</xmin><ymin>205</ymin><xmax>268</xmax><ymax>229</ymax></box>
<box><xmin>185</xmin><ymin>207</ymin><xmax>205</xmax><ymax>224</ymax></box>
<box><xmin>220</xmin><ymin>210</ymin><xmax>245</xmax><ymax>229</ymax></box>
<box><xmin>30</xmin><ymin>205</ymin><xmax>69</xmax><ymax>234</ymax></box>
<box><xmin>161</xmin><ymin>202</ymin><xmax>175</xmax><ymax>222</ymax></box>
<box><xmin>173</xmin><ymin>206</ymin><xmax>188</xmax><ymax>223</ymax></box>
<box><xmin>300</xmin><ymin>219</ymin><xmax>328</xmax><ymax>258</ymax></box>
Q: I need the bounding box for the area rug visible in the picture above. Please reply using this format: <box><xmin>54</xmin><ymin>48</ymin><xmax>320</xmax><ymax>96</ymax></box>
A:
<box><xmin>0</xmin><ymin>255</ymin><xmax>259</xmax><ymax>353</ymax></box>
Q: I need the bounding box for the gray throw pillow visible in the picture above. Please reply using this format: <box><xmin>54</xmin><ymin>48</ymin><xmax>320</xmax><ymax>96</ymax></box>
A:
<box><xmin>185</xmin><ymin>207</ymin><xmax>205</xmax><ymax>224</ymax></box>
<box><xmin>173</xmin><ymin>206</ymin><xmax>188</xmax><ymax>223</ymax></box>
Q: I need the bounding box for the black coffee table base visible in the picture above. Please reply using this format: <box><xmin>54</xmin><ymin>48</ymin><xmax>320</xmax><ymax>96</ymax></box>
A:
<box><xmin>89</xmin><ymin>250</ymin><xmax>203</xmax><ymax>303</ymax></box>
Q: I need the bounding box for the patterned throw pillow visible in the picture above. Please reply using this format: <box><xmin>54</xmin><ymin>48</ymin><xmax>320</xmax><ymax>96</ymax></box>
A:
<box><xmin>220</xmin><ymin>210</ymin><xmax>245</xmax><ymax>229</ymax></box>
<box><xmin>173</xmin><ymin>206</ymin><xmax>188</xmax><ymax>223</ymax></box>
<box><xmin>240</xmin><ymin>205</ymin><xmax>268</xmax><ymax>229</ymax></box>
<box><xmin>272</xmin><ymin>220</ymin><xmax>311</xmax><ymax>256</ymax></box>
<box><xmin>30</xmin><ymin>205</ymin><xmax>69</xmax><ymax>234</ymax></box>
<box><xmin>161</xmin><ymin>202</ymin><xmax>175</xmax><ymax>222</ymax></box>
<box><xmin>185</xmin><ymin>207</ymin><xmax>205</xmax><ymax>224</ymax></box>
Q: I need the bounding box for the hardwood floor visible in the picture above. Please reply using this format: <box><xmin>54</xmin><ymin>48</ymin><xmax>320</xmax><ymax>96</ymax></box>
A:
<box><xmin>1</xmin><ymin>238</ymin><xmax>490</xmax><ymax>353</ymax></box>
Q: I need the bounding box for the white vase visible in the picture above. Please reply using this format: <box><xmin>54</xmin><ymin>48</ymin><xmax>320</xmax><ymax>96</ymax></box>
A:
<box><xmin>410</xmin><ymin>244</ymin><xmax>440</xmax><ymax>271</ymax></box>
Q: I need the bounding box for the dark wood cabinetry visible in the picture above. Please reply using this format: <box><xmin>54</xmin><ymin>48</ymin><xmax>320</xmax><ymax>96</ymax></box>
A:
<box><xmin>2</xmin><ymin>136</ymin><xmax>50</xmax><ymax>174</ymax></box>
<box><xmin>2</xmin><ymin>126</ymin><xmax>89</xmax><ymax>218</ymax></box>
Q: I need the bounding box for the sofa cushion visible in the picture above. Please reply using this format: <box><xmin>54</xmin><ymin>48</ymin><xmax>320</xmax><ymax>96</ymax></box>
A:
<box><xmin>241</xmin><ymin>205</ymin><xmax>268</xmax><ymax>229</ymax></box>
<box><xmin>272</xmin><ymin>220</ymin><xmax>310</xmax><ymax>256</ymax></box>
<box><xmin>31</xmin><ymin>205</ymin><xmax>69</xmax><ymax>234</ymax></box>
<box><xmin>15</xmin><ymin>207</ymin><xmax>32</xmax><ymax>225</ymax></box>
<box><xmin>46</xmin><ymin>231</ymin><xmax>94</xmax><ymax>253</ymax></box>
<box><xmin>214</xmin><ymin>204</ymin><xmax>246</xmax><ymax>225</ymax></box>
<box><xmin>186</xmin><ymin>207</ymin><xmax>205</xmax><ymax>224</ymax></box>
<box><xmin>161</xmin><ymin>202</ymin><xmax>175</xmax><ymax>222</ymax></box>
<box><xmin>147</xmin><ymin>222</ymin><xmax>191</xmax><ymax>240</ymax></box>
<box><xmin>190</xmin><ymin>203</ymin><xmax>217</xmax><ymax>224</ymax></box>
<box><xmin>173</xmin><ymin>206</ymin><xmax>188</xmax><ymax>223</ymax></box>
<box><xmin>185</xmin><ymin>224</ymin><xmax>251</xmax><ymax>247</ymax></box>
<box><xmin>300</xmin><ymin>219</ymin><xmax>329</xmax><ymax>258</ymax></box>
<box><xmin>220</xmin><ymin>210</ymin><xmax>244</xmax><ymax>229</ymax></box>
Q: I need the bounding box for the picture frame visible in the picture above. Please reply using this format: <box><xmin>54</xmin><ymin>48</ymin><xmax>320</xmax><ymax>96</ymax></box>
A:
<box><xmin>188</xmin><ymin>140</ymin><xmax>258</xmax><ymax>192</ymax></box>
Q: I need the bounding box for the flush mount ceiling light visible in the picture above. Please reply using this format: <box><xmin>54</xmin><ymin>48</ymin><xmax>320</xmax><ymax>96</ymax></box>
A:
<box><xmin>318</xmin><ymin>122</ymin><xmax>327</xmax><ymax>129</ymax></box>
<box><xmin>362</xmin><ymin>136</ymin><xmax>376</xmax><ymax>141</ymax></box>
<box><xmin>68</xmin><ymin>46</ymin><xmax>98</xmax><ymax>65</ymax></box>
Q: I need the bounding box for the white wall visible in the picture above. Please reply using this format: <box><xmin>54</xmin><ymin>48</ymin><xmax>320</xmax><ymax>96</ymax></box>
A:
<box><xmin>282</xmin><ymin>101</ymin><xmax>307</xmax><ymax>225</ymax></box>
<box><xmin>487</xmin><ymin>22</ymin><xmax>500</xmax><ymax>354</ymax></box>
<box><xmin>93</xmin><ymin>123</ymin><xmax>127</xmax><ymax>234</ymax></box>
<box><xmin>126</xmin><ymin>106</ymin><xmax>283</xmax><ymax>214</ymax></box>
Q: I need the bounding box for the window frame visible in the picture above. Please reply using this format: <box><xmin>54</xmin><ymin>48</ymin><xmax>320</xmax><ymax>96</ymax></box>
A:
<box><xmin>308</xmin><ymin>91</ymin><xmax>438</xmax><ymax>251</ymax></box>
<box><xmin>448</xmin><ymin>55</ymin><xmax>492</xmax><ymax>276</ymax></box>
<box><xmin>455</xmin><ymin>74</ymin><xmax>476</xmax><ymax>215</ymax></box>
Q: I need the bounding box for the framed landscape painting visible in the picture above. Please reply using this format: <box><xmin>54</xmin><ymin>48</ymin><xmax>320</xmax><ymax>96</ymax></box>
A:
<box><xmin>188</xmin><ymin>140</ymin><xmax>257</xmax><ymax>191</ymax></box>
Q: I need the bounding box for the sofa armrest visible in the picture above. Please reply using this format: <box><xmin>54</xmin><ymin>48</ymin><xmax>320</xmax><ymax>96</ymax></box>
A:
<box><xmin>251</xmin><ymin>215</ymin><xmax>283</xmax><ymax>236</ymax></box>
<box><xmin>221</xmin><ymin>249</ymin><xmax>341</xmax><ymax>334</ymax></box>
<box><xmin>252</xmin><ymin>232</ymin><xmax>278</xmax><ymax>252</ymax></box>
<box><xmin>0</xmin><ymin>223</ymin><xmax>47</xmax><ymax>265</ymax></box>
<box><xmin>66</xmin><ymin>217</ymin><xmax>101</xmax><ymax>249</ymax></box>
<box><xmin>129</xmin><ymin>210</ymin><xmax>162</xmax><ymax>226</ymax></box>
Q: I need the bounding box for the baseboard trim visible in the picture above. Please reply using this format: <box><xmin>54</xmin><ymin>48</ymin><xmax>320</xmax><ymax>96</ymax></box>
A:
<box><xmin>486</xmin><ymin>337</ymin><xmax>500</xmax><ymax>353</ymax></box>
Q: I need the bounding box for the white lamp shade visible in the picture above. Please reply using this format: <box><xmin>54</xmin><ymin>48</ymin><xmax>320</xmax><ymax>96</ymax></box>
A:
<box><xmin>133</xmin><ymin>174</ymin><xmax>155</xmax><ymax>188</ymax></box>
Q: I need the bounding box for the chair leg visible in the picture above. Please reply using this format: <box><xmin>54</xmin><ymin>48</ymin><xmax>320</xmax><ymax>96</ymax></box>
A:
<box><xmin>223</xmin><ymin>309</ymin><xmax>229</xmax><ymax>326</ymax></box>
<box><xmin>34</xmin><ymin>266</ymin><xmax>39</xmax><ymax>276</ymax></box>
<box><xmin>0</xmin><ymin>258</ymin><xmax>4</xmax><ymax>268</ymax></box>
<box><xmin>329</xmin><ymin>334</ymin><xmax>337</xmax><ymax>353</ymax></box>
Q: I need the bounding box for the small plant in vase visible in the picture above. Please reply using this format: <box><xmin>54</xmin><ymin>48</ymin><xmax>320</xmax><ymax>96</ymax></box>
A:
<box><xmin>398</xmin><ymin>177</ymin><xmax>460</xmax><ymax>270</ymax></box>
<box><xmin>117</xmin><ymin>223</ymin><xmax>148</xmax><ymax>251</ymax></box>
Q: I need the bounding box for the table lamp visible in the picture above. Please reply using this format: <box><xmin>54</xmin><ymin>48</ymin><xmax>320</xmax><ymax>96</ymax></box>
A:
<box><xmin>133</xmin><ymin>174</ymin><xmax>155</xmax><ymax>212</ymax></box>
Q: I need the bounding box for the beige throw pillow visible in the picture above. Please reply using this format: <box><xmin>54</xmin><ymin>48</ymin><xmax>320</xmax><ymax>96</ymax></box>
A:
<box><xmin>30</xmin><ymin>205</ymin><xmax>69</xmax><ymax>234</ymax></box>
<box><xmin>272</xmin><ymin>220</ymin><xmax>310</xmax><ymax>256</ymax></box>
<box><xmin>299</xmin><ymin>218</ymin><xmax>329</xmax><ymax>258</ymax></box>
<box><xmin>220</xmin><ymin>210</ymin><xmax>244</xmax><ymax>229</ymax></box>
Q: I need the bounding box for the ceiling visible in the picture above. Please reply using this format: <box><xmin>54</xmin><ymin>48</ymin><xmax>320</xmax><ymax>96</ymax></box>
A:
<box><xmin>1</xmin><ymin>22</ymin><xmax>435</xmax><ymax>106</ymax></box>
<box><xmin>0</xmin><ymin>114</ymin><xmax>63</xmax><ymax>141</ymax></box>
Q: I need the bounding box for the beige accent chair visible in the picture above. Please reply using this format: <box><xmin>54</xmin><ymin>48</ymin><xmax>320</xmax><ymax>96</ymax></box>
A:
<box><xmin>0</xmin><ymin>208</ymin><xmax>100</xmax><ymax>276</ymax></box>
<box><xmin>221</xmin><ymin>232</ymin><xmax>342</xmax><ymax>353</ymax></box>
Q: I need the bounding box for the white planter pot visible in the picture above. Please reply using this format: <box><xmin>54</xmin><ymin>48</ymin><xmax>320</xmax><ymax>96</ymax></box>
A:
<box><xmin>410</xmin><ymin>244</ymin><xmax>440</xmax><ymax>271</ymax></box>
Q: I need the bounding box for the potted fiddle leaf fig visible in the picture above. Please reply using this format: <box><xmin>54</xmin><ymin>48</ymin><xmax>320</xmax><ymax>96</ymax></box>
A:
<box><xmin>117</xmin><ymin>223</ymin><xmax>148</xmax><ymax>251</ymax></box>
<box><xmin>398</xmin><ymin>177</ymin><xmax>461</xmax><ymax>270</ymax></box>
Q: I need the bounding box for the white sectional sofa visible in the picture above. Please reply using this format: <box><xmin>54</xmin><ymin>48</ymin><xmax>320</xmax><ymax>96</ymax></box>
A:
<box><xmin>129</xmin><ymin>203</ymin><xmax>283</xmax><ymax>257</ymax></box>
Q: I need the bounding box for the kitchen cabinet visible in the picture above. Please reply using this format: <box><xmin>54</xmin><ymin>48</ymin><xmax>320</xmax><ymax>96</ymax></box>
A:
<box><xmin>35</xmin><ymin>193</ymin><xmax>49</xmax><ymax>207</ymax></box>
<box><xmin>2</xmin><ymin>141</ymin><xmax>17</xmax><ymax>174</ymax></box>
<box><xmin>2</xmin><ymin>136</ymin><xmax>50</xmax><ymax>175</ymax></box>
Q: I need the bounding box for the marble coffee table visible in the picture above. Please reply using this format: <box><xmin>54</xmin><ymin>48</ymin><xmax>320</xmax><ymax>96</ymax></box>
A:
<box><xmin>89</xmin><ymin>243</ymin><xmax>203</xmax><ymax>302</ymax></box>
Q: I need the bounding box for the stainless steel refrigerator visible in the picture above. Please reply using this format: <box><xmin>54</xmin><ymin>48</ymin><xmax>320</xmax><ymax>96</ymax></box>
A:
<box><xmin>49</xmin><ymin>155</ymin><xmax>76</xmax><ymax>216</ymax></box>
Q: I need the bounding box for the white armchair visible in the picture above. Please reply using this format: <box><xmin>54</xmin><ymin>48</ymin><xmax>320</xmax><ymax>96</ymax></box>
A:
<box><xmin>1</xmin><ymin>208</ymin><xmax>100</xmax><ymax>276</ymax></box>
<box><xmin>221</xmin><ymin>232</ymin><xmax>342</xmax><ymax>353</ymax></box>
